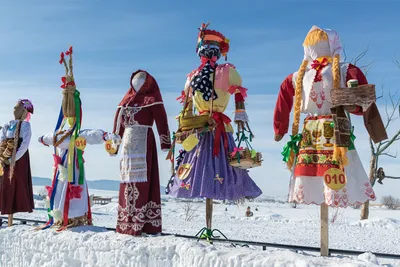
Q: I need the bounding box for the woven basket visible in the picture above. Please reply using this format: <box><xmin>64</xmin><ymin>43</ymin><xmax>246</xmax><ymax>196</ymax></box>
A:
<box><xmin>228</xmin><ymin>148</ymin><xmax>262</xmax><ymax>169</ymax></box>
<box><xmin>331</xmin><ymin>84</ymin><xmax>376</xmax><ymax>108</ymax></box>
<box><xmin>179</xmin><ymin>114</ymin><xmax>210</xmax><ymax>132</ymax></box>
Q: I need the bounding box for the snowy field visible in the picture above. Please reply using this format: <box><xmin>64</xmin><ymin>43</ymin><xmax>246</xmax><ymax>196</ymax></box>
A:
<box><xmin>1</xmin><ymin>187</ymin><xmax>400</xmax><ymax>266</ymax></box>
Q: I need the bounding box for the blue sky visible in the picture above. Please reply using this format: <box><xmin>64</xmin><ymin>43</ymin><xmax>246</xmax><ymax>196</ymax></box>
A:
<box><xmin>1</xmin><ymin>1</ymin><xmax>399</xmax><ymax>201</ymax></box>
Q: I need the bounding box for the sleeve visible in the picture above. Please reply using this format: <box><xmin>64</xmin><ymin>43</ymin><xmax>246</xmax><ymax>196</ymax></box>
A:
<box><xmin>228</xmin><ymin>67</ymin><xmax>249</xmax><ymax>122</ymax></box>
<box><xmin>15</xmin><ymin>122</ymin><xmax>31</xmax><ymax>161</ymax></box>
<box><xmin>110</xmin><ymin>107</ymin><xmax>124</xmax><ymax>155</ymax></box>
<box><xmin>113</xmin><ymin>107</ymin><xmax>124</xmax><ymax>139</ymax></box>
<box><xmin>273</xmin><ymin>74</ymin><xmax>295</xmax><ymax>136</ymax></box>
<box><xmin>0</xmin><ymin>123</ymin><xmax>7</xmax><ymax>142</ymax></box>
<box><xmin>152</xmin><ymin>103</ymin><xmax>171</xmax><ymax>151</ymax></box>
<box><xmin>346</xmin><ymin>64</ymin><xmax>368</xmax><ymax>115</ymax></box>
<box><xmin>79</xmin><ymin>129</ymin><xmax>106</xmax><ymax>145</ymax></box>
<box><xmin>39</xmin><ymin>132</ymin><xmax>70</xmax><ymax>149</ymax></box>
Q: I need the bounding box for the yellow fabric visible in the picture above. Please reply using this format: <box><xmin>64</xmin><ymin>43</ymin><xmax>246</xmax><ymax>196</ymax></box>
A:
<box><xmin>193</xmin><ymin>66</ymin><xmax>242</xmax><ymax>114</ymax></box>
<box><xmin>229</xmin><ymin>67</ymin><xmax>243</xmax><ymax>90</ymax></box>
<box><xmin>316</xmin><ymin>56</ymin><xmax>332</xmax><ymax>64</ymax></box>
<box><xmin>193</xmin><ymin>83</ymin><xmax>230</xmax><ymax>113</ymax></box>
<box><xmin>66</xmin><ymin>117</ymin><xmax>75</xmax><ymax>182</ymax></box>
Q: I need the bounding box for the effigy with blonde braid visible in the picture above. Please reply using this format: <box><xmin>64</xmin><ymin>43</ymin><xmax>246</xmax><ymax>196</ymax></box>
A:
<box><xmin>273</xmin><ymin>25</ymin><xmax>387</xmax><ymax>208</ymax></box>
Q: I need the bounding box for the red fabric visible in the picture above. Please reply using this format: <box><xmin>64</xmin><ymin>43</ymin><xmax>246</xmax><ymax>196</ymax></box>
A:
<box><xmin>311</xmin><ymin>58</ymin><xmax>329</xmax><ymax>82</ymax></box>
<box><xmin>212</xmin><ymin>112</ymin><xmax>231</xmax><ymax>157</ymax></box>
<box><xmin>69</xmin><ymin>185</ymin><xmax>83</xmax><ymax>199</ymax></box>
<box><xmin>346</xmin><ymin>64</ymin><xmax>368</xmax><ymax>115</ymax></box>
<box><xmin>116</xmin><ymin>129</ymin><xmax>162</xmax><ymax>236</ymax></box>
<box><xmin>235</xmin><ymin>92</ymin><xmax>245</xmax><ymax>102</ymax></box>
<box><xmin>273</xmin><ymin>74</ymin><xmax>295</xmax><ymax>136</ymax></box>
<box><xmin>0</xmin><ymin>151</ymin><xmax>34</xmax><ymax>214</ymax></box>
<box><xmin>117</xmin><ymin>70</ymin><xmax>163</xmax><ymax>109</ymax></box>
<box><xmin>198</xmin><ymin>56</ymin><xmax>217</xmax><ymax>70</ymax></box>
<box><xmin>63</xmin><ymin>183</ymin><xmax>71</xmax><ymax>226</ymax></box>
<box><xmin>294</xmin><ymin>150</ymin><xmax>342</xmax><ymax>176</ymax></box>
<box><xmin>86</xmin><ymin>188</ymin><xmax>92</xmax><ymax>225</ymax></box>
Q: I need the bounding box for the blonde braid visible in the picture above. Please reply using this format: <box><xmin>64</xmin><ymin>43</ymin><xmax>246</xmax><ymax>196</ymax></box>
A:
<box><xmin>9</xmin><ymin>120</ymin><xmax>23</xmax><ymax>180</ymax></box>
<box><xmin>332</xmin><ymin>54</ymin><xmax>349</xmax><ymax>166</ymax></box>
<box><xmin>332</xmin><ymin>54</ymin><xmax>341</xmax><ymax>89</ymax></box>
<box><xmin>287</xmin><ymin>60</ymin><xmax>308</xmax><ymax>169</ymax></box>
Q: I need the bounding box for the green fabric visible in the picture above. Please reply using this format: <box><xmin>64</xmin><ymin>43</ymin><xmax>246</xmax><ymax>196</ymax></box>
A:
<box><xmin>74</xmin><ymin>90</ymin><xmax>85</xmax><ymax>185</ymax></box>
<box><xmin>349</xmin><ymin>126</ymin><xmax>356</xmax><ymax>150</ymax></box>
<box><xmin>281</xmin><ymin>134</ymin><xmax>302</xmax><ymax>162</ymax></box>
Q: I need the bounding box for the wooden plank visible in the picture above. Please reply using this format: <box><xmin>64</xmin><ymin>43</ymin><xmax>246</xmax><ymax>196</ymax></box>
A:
<box><xmin>320</xmin><ymin>204</ymin><xmax>329</xmax><ymax>256</ymax></box>
<box><xmin>206</xmin><ymin>198</ymin><xmax>213</xmax><ymax>229</ymax></box>
<box><xmin>8</xmin><ymin>214</ymin><xmax>13</xmax><ymax>227</ymax></box>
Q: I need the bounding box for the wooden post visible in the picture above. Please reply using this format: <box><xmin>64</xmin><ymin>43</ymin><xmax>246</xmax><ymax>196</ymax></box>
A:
<box><xmin>206</xmin><ymin>198</ymin><xmax>213</xmax><ymax>230</ymax></box>
<box><xmin>320</xmin><ymin>203</ymin><xmax>329</xmax><ymax>256</ymax></box>
<box><xmin>7</xmin><ymin>214</ymin><xmax>13</xmax><ymax>227</ymax></box>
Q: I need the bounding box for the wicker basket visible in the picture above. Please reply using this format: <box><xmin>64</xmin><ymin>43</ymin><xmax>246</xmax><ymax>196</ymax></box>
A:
<box><xmin>179</xmin><ymin>114</ymin><xmax>210</xmax><ymax>132</ymax></box>
<box><xmin>331</xmin><ymin>84</ymin><xmax>376</xmax><ymax>110</ymax></box>
<box><xmin>228</xmin><ymin>148</ymin><xmax>262</xmax><ymax>169</ymax></box>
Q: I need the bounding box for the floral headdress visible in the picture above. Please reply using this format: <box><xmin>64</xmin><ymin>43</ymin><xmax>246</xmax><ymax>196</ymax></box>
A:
<box><xmin>196</xmin><ymin>23</ymin><xmax>230</xmax><ymax>59</ymax></box>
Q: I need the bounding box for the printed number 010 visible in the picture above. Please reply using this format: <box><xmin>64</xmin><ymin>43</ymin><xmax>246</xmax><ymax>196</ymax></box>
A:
<box><xmin>323</xmin><ymin>168</ymin><xmax>347</xmax><ymax>191</ymax></box>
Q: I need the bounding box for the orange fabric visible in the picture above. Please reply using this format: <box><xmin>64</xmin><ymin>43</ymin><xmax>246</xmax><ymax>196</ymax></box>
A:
<box><xmin>198</xmin><ymin>35</ymin><xmax>224</xmax><ymax>43</ymax></box>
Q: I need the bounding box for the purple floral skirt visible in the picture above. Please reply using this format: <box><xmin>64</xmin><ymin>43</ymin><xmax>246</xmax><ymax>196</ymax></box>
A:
<box><xmin>168</xmin><ymin>131</ymin><xmax>262</xmax><ymax>200</ymax></box>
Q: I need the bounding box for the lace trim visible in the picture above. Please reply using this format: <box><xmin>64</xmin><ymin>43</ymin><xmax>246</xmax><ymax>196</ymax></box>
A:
<box><xmin>234</xmin><ymin>111</ymin><xmax>249</xmax><ymax>122</ymax></box>
<box><xmin>117</xmin><ymin>183</ymin><xmax>162</xmax><ymax>232</ymax></box>
<box><xmin>160</xmin><ymin>131</ymin><xmax>171</xmax><ymax>145</ymax></box>
<box><xmin>120</xmin><ymin>126</ymin><xmax>148</xmax><ymax>183</ymax></box>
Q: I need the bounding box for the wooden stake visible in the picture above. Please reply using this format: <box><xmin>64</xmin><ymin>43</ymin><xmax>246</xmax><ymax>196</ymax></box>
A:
<box><xmin>206</xmin><ymin>198</ymin><xmax>213</xmax><ymax>230</ymax></box>
<box><xmin>320</xmin><ymin>203</ymin><xmax>329</xmax><ymax>256</ymax></box>
<box><xmin>7</xmin><ymin>214</ymin><xmax>13</xmax><ymax>227</ymax></box>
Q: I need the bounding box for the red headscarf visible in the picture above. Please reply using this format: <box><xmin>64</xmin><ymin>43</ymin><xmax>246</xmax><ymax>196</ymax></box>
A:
<box><xmin>118</xmin><ymin>70</ymin><xmax>163</xmax><ymax>108</ymax></box>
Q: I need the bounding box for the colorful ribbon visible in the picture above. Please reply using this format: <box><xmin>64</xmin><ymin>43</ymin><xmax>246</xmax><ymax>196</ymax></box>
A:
<box><xmin>349</xmin><ymin>127</ymin><xmax>356</xmax><ymax>150</ymax></box>
<box><xmin>281</xmin><ymin>134</ymin><xmax>303</xmax><ymax>162</ymax></box>
<box><xmin>74</xmin><ymin>90</ymin><xmax>85</xmax><ymax>185</ymax></box>
<box><xmin>212</xmin><ymin>112</ymin><xmax>231</xmax><ymax>157</ymax></box>
<box><xmin>228</xmin><ymin>85</ymin><xmax>248</xmax><ymax>99</ymax></box>
<box><xmin>311</xmin><ymin>57</ymin><xmax>331</xmax><ymax>82</ymax></box>
<box><xmin>180</xmin><ymin>182</ymin><xmax>190</xmax><ymax>190</ymax></box>
<box><xmin>65</xmin><ymin>46</ymin><xmax>73</xmax><ymax>56</ymax></box>
<box><xmin>60</xmin><ymin>76</ymin><xmax>76</xmax><ymax>89</ymax></box>
<box><xmin>230</xmin><ymin>147</ymin><xmax>244</xmax><ymax>158</ymax></box>
<box><xmin>198</xmin><ymin>56</ymin><xmax>217</xmax><ymax>70</ymax></box>
<box><xmin>59</xmin><ymin>52</ymin><xmax>65</xmax><ymax>65</ymax></box>
<box><xmin>176</xmin><ymin>90</ymin><xmax>186</xmax><ymax>104</ymax></box>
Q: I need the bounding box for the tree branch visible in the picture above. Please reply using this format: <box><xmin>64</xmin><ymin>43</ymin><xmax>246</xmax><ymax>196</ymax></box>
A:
<box><xmin>376</xmin><ymin>85</ymin><xmax>384</xmax><ymax>100</ymax></box>
<box><xmin>378</xmin><ymin>129</ymin><xmax>400</xmax><ymax>154</ymax></box>
<box><xmin>381</xmin><ymin>152</ymin><xmax>398</xmax><ymax>158</ymax></box>
<box><xmin>370</xmin><ymin>138</ymin><xmax>376</xmax><ymax>155</ymax></box>
<box><xmin>385</xmin><ymin>175</ymin><xmax>400</xmax><ymax>179</ymax></box>
<box><xmin>354</xmin><ymin>44</ymin><xmax>370</xmax><ymax>66</ymax></box>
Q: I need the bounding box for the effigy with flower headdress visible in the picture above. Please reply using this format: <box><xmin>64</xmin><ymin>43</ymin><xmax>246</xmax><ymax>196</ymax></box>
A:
<box><xmin>165</xmin><ymin>23</ymin><xmax>263</xmax><ymax>240</ymax></box>
<box><xmin>36</xmin><ymin>46</ymin><xmax>118</xmax><ymax>231</ymax></box>
<box><xmin>273</xmin><ymin>25</ymin><xmax>387</xmax><ymax>209</ymax></box>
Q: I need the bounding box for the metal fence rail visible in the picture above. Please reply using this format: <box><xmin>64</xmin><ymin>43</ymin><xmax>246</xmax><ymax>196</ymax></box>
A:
<box><xmin>1</xmin><ymin>216</ymin><xmax>399</xmax><ymax>260</ymax></box>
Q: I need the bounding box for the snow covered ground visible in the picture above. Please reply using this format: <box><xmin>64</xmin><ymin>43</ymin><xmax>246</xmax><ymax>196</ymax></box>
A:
<box><xmin>1</xmin><ymin>188</ymin><xmax>400</xmax><ymax>266</ymax></box>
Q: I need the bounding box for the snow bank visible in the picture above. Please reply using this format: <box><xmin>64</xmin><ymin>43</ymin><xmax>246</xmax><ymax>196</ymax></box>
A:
<box><xmin>0</xmin><ymin>225</ymin><xmax>390</xmax><ymax>267</ymax></box>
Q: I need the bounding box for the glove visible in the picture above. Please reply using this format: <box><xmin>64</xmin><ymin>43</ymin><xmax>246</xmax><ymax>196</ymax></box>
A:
<box><xmin>274</xmin><ymin>134</ymin><xmax>283</xmax><ymax>142</ymax></box>
<box><xmin>105</xmin><ymin>133</ymin><xmax>122</xmax><ymax>145</ymax></box>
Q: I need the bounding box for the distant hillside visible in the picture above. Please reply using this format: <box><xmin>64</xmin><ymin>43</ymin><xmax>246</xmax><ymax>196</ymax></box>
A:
<box><xmin>33</xmin><ymin>177</ymin><xmax>167</xmax><ymax>195</ymax></box>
